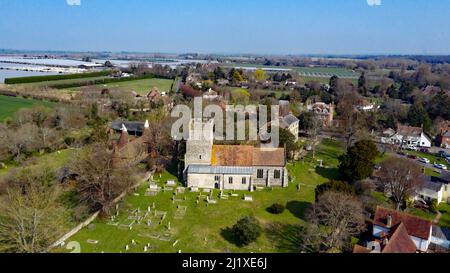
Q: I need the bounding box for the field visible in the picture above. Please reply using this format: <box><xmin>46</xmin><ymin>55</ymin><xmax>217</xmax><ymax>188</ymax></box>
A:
<box><xmin>58</xmin><ymin>139</ymin><xmax>344</xmax><ymax>253</ymax></box>
<box><xmin>63</xmin><ymin>78</ymin><xmax>175</xmax><ymax>95</ymax></box>
<box><xmin>0</xmin><ymin>148</ymin><xmax>76</xmax><ymax>178</ymax></box>
<box><xmin>0</xmin><ymin>94</ymin><xmax>56</xmax><ymax>121</ymax></box>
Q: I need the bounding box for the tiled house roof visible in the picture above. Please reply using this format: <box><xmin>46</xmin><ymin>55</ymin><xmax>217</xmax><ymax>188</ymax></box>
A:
<box><xmin>374</xmin><ymin>207</ymin><xmax>432</xmax><ymax>240</ymax></box>
<box><xmin>382</xmin><ymin>223</ymin><xmax>417</xmax><ymax>253</ymax></box>
<box><xmin>211</xmin><ymin>145</ymin><xmax>285</xmax><ymax>167</ymax></box>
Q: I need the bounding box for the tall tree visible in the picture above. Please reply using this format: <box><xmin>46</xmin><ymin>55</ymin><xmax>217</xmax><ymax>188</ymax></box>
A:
<box><xmin>407</xmin><ymin>102</ymin><xmax>432</xmax><ymax>133</ymax></box>
<box><xmin>254</xmin><ymin>69</ymin><xmax>266</xmax><ymax>82</ymax></box>
<box><xmin>378</xmin><ymin>157</ymin><xmax>424</xmax><ymax>210</ymax></box>
<box><xmin>71</xmin><ymin>144</ymin><xmax>137</xmax><ymax>215</ymax></box>
<box><xmin>299</xmin><ymin>112</ymin><xmax>323</xmax><ymax>158</ymax></box>
<box><xmin>358</xmin><ymin>72</ymin><xmax>368</xmax><ymax>96</ymax></box>
<box><xmin>338</xmin><ymin>139</ymin><xmax>379</xmax><ymax>183</ymax></box>
<box><xmin>306</xmin><ymin>191</ymin><xmax>365</xmax><ymax>252</ymax></box>
<box><xmin>0</xmin><ymin>170</ymin><xmax>66</xmax><ymax>253</ymax></box>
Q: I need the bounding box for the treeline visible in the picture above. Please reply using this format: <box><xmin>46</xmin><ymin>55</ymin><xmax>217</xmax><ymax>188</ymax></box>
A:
<box><xmin>49</xmin><ymin>73</ymin><xmax>175</xmax><ymax>89</ymax></box>
<box><xmin>4</xmin><ymin>70</ymin><xmax>112</xmax><ymax>84</ymax></box>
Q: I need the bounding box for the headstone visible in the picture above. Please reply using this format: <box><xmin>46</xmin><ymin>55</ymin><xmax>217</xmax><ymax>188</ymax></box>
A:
<box><xmin>147</xmin><ymin>206</ymin><xmax>151</xmax><ymax>212</ymax></box>
<box><xmin>125</xmin><ymin>245</ymin><xmax>129</xmax><ymax>251</ymax></box>
<box><xmin>167</xmin><ymin>222</ymin><xmax>171</xmax><ymax>230</ymax></box>
<box><xmin>144</xmin><ymin>246</ymin><xmax>148</xmax><ymax>252</ymax></box>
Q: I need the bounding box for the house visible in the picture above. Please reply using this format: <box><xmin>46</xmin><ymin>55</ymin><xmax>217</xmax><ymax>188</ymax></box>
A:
<box><xmin>431</xmin><ymin>226</ymin><xmax>450</xmax><ymax>250</ymax></box>
<box><xmin>416</xmin><ymin>173</ymin><xmax>450</xmax><ymax>204</ymax></box>
<box><xmin>203</xmin><ymin>88</ymin><xmax>220</xmax><ymax>100</ymax></box>
<box><xmin>354</xmin><ymin>99</ymin><xmax>378</xmax><ymax>112</ymax></box>
<box><xmin>111</xmin><ymin>120</ymin><xmax>146</xmax><ymax>136</ymax></box>
<box><xmin>307</xmin><ymin>102</ymin><xmax>334</xmax><ymax>128</ymax></box>
<box><xmin>372</xmin><ymin>207</ymin><xmax>432</xmax><ymax>252</ymax></box>
<box><xmin>353</xmin><ymin>222</ymin><xmax>417</xmax><ymax>253</ymax></box>
<box><xmin>111</xmin><ymin>121</ymin><xmax>151</xmax><ymax>168</ymax></box>
<box><xmin>436</xmin><ymin>120</ymin><xmax>450</xmax><ymax>148</ymax></box>
<box><xmin>380</xmin><ymin>124</ymin><xmax>431</xmax><ymax>148</ymax></box>
<box><xmin>279</xmin><ymin>114</ymin><xmax>299</xmax><ymax>141</ymax></box>
<box><xmin>184</xmin><ymin>119</ymin><xmax>288</xmax><ymax>191</ymax></box>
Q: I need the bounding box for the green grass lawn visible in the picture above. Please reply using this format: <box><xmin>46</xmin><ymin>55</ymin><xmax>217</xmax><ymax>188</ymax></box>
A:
<box><xmin>64</xmin><ymin>78</ymin><xmax>174</xmax><ymax>95</ymax></box>
<box><xmin>58</xmin><ymin>139</ymin><xmax>344</xmax><ymax>253</ymax></box>
<box><xmin>0</xmin><ymin>148</ymin><xmax>76</xmax><ymax>178</ymax></box>
<box><xmin>0</xmin><ymin>94</ymin><xmax>56</xmax><ymax>122</ymax></box>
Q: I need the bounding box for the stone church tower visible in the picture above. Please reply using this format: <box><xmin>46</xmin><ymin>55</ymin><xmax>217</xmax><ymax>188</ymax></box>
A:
<box><xmin>185</xmin><ymin>119</ymin><xmax>214</xmax><ymax>166</ymax></box>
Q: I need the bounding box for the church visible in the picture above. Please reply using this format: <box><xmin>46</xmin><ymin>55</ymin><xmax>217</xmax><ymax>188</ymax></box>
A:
<box><xmin>184</xmin><ymin>119</ymin><xmax>289</xmax><ymax>191</ymax></box>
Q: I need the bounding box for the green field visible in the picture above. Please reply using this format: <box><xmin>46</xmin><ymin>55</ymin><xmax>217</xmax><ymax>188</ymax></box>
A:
<box><xmin>64</xmin><ymin>78</ymin><xmax>175</xmax><ymax>95</ymax></box>
<box><xmin>58</xmin><ymin>139</ymin><xmax>343</xmax><ymax>253</ymax></box>
<box><xmin>0</xmin><ymin>95</ymin><xmax>56</xmax><ymax>122</ymax></box>
<box><xmin>0</xmin><ymin>148</ymin><xmax>76</xmax><ymax>178</ymax></box>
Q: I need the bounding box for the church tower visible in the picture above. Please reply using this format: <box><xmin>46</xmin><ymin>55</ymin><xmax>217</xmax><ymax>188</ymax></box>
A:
<box><xmin>185</xmin><ymin>118</ymin><xmax>214</xmax><ymax>166</ymax></box>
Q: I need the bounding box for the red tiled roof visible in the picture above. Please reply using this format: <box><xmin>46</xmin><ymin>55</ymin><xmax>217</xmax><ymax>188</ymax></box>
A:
<box><xmin>353</xmin><ymin>245</ymin><xmax>371</xmax><ymax>254</ymax></box>
<box><xmin>180</xmin><ymin>84</ymin><xmax>202</xmax><ymax>98</ymax></box>
<box><xmin>211</xmin><ymin>145</ymin><xmax>254</xmax><ymax>166</ymax></box>
<box><xmin>253</xmin><ymin>148</ymin><xmax>285</xmax><ymax>166</ymax></box>
<box><xmin>211</xmin><ymin>145</ymin><xmax>286</xmax><ymax>167</ymax></box>
<box><xmin>374</xmin><ymin>207</ymin><xmax>432</xmax><ymax>240</ymax></box>
<box><xmin>397</xmin><ymin>124</ymin><xmax>423</xmax><ymax>137</ymax></box>
<box><xmin>382</xmin><ymin>223</ymin><xmax>417</xmax><ymax>253</ymax></box>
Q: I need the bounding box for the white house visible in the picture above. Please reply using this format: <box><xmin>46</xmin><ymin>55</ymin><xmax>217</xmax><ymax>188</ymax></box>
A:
<box><xmin>373</xmin><ymin>207</ymin><xmax>433</xmax><ymax>252</ymax></box>
<box><xmin>380</xmin><ymin>124</ymin><xmax>431</xmax><ymax>148</ymax></box>
<box><xmin>415</xmin><ymin>178</ymin><xmax>449</xmax><ymax>205</ymax></box>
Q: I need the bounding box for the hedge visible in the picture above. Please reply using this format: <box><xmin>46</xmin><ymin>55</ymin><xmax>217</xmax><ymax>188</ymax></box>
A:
<box><xmin>4</xmin><ymin>70</ymin><xmax>112</xmax><ymax>84</ymax></box>
<box><xmin>49</xmin><ymin>74</ymin><xmax>175</xmax><ymax>89</ymax></box>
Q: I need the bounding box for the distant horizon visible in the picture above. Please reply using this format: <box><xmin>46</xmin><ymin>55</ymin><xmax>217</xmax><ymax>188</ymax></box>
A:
<box><xmin>1</xmin><ymin>0</ymin><xmax>450</xmax><ymax>56</ymax></box>
<box><xmin>1</xmin><ymin>48</ymin><xmax>450</xmax><ymax>58</ymax></box>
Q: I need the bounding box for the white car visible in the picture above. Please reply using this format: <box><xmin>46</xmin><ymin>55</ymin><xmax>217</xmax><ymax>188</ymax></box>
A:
<box><xmin>404</xmin><ymin>145</ymin><xmax>418</xmax><ymax>151</ymax></box>
<box><xmin>434</xmin><ymin>164</ymin><xmax>448</xmax><ymax>170</ymax></box>
<box><xmin>419</xmin><ymin>158</ymin><xmax>430</xmax><ymax>164</ymax></box>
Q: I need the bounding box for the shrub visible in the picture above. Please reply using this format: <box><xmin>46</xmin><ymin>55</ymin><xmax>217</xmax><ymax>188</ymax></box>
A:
<box><xmin>315</xmin><ymin>180</ymin><xmax>355</xmax><ymax>200</ymax></box>
<box><xmin>231</xmin><ymin>216</ymin><xmax>262</xmax><ymax>246</ymax></box>
<box><xmin>267</xmin><ymin>203</ymin><xmax>285</xmax><ymax>214</ymax></box>
<box><xmin>429</xmin><ymin>199</ymin><xmax>438</xmax><ymax>213</ymax></box>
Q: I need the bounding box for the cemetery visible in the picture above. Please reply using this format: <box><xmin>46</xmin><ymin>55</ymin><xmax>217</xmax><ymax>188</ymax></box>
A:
<box><xmin>60</xmin><ymin>140</ymin><xmax>343</xmax><ymax>253</ymax></box>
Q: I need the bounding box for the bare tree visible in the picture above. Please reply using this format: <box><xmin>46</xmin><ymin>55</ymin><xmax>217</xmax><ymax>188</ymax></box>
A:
<box><xmin>306</xmin><ymin>191</ymin><xmax>365</xmax><ymax>252</ymax></box>
<box><xmin>71</xmin><ymin>144</ymin><xmax>137</xmax><ymax>215</ymax></box>
<box><xmin>8</xmin><ymin>123</ymin><xmax>41</xmax><ymax>162</ymax></box>
<box><xmin>378</xmin><ymin>157</ymin><xmax>424</xmax><ymax>210</ymax></box>
<box><xmin>0</xmin><ymin>172</ymin><xmax>66</xmax><ymax>253</ymax></box>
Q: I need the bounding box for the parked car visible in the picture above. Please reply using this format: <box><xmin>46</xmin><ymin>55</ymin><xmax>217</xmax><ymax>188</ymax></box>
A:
<box><xmin>419</xmin><ymin>158</ymin><xmax>431</xmax><ymax>164</ymax></box>
<box><xmin>433</xmin><ymin>164</ymin><xmax>448</xmax><ymax>170</ymax></box>
<box><xmin>405</xmin><ymin>146</ymin><xmax>418</xmax><ymax>151</ymax></box>
<box><xmin>419</xmin><ymin>148</ymin><xmax>430</xmax><ymax>153</ymax></box>
<box><xmin>407</xmin><ymin>155</ymin><xmax>418</xmax><ymax>160</ymax></box>
<box><xmin>438</xmin><ymin>151</ymin><xmax>450</xmax><ymax>158</ymax></box>
<box><xmin>397</xmin><ymin>151</ymin><xmax>406</xmax><ymax>156</ymax></box>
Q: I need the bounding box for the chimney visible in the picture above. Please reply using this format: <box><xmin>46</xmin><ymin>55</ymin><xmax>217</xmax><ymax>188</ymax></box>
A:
<box><xmin>386</xmin><ymin>215</ymin><xmax>393</xmax><ymax>228</ymax></box>
<box><xmin>143</xmin><ymin>120</ymin><xmax>150</xmax><ymax>137</ymax></box>
<box><xmin>118</xmin><ymin>124</ymin><xmax>129</xmax><ymax>148</ymax></box>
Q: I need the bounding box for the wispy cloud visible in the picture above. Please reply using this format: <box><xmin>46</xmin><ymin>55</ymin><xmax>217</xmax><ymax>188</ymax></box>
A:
<box><xmin>367</xmin><ymin>0</ymin><xmax>382</xmax><ymax>6</ymax></box>
<box><xmin>66</xmin><ymin>0</ymin><xmax>81</xmax><ymax>6</ymax></box>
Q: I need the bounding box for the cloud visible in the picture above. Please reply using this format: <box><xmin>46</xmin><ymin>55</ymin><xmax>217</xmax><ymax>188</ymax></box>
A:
<box><xmin>367</xmin><ymin>0</ymin><xmax>381</xmax><ymax>6</ymax></box>
<box><xmin>66</xmin><ymin>0</ymin><xmax>81</xmax><ymax>6</ymax></box>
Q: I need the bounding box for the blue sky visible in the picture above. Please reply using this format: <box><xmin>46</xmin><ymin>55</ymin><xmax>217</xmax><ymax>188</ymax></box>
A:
<box><xmin>0</xmin><ymin>0</ymin><xmax>449</xmax><ymax>55</ymax></box>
